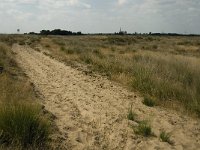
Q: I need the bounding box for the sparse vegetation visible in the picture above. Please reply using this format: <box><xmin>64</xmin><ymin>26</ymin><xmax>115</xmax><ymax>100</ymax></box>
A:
<box><xmin>37</xmin><ymin>35</ymin><xmax>200</xmax><ymax>117</ymax></box>
<box><xmin>127</xmin><ymin>105</ymin><xmax>136</xmax><ymax>121</ymax></box>
<box><xmin>160</xmin><ymin>131</ymin><xmax>173</xmax><ymax>144</ymax></box>
<box><xmin>134</xmin><ymin>121</ymin><xmax>152</xmax><ymax>137</ymax></box>
<box><xmin>143</xmin><ymin>96</ymin><xmax>156</xmax><ymax>107</ymax></box>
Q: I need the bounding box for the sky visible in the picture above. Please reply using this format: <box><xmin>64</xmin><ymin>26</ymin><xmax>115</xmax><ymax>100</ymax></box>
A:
<box><xmin>0</xmin><ymin>0</ymin><xmax>200</xmax><ymax>34</ymax></box>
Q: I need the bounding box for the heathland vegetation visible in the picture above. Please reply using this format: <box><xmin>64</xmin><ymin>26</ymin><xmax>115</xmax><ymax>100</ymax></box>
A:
<box><xmin>1</xmin><ymin>34</ymin><xmax>200</xmax><ymax>149</ymax></box>
<box><xmin>39</xmin><ymin>35</ymin><xmax>200</xmax><ymax>117</ymax></box>
<box><xmin>0</xmin><ymin>35</ymin><xmax>50</xmax><ymax>149</ymax></box>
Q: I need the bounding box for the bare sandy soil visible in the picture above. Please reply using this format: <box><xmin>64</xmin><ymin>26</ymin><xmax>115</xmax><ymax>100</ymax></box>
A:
<box><xmin>13</xmin><ymin>44</ymin><xmax>200</xmax><ymax>150</ymax></box>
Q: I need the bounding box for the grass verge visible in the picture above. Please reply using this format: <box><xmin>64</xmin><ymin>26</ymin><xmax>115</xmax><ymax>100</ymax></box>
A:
<box><xmin>0</xmin><ymin>103</ymin><xmax>49</xmax><ymax>149</ymax></box>
<box><xmin>0</xmin><ymin>38</ymin><xmax>50</xmax><ymax>149</ymax></box>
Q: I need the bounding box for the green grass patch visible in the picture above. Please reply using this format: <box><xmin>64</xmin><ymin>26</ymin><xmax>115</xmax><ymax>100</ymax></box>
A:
<box><xmin>127</xmin><ymin>105</ymin><xmax>136</xmax><ymax>121</ymax></box>
<box><xmin>143</xmin><ymin>96</ymin><xmax>156</xmax><ymax>107</ymax></box>
<box><xmin>0</xmin><ymin>102</ymin><xmax>49</xmax><ymax>149</ymax></box>
<box><xmin>160</xmin><ymin>131</ymin><xmax>173</xmax><ymax>144</ymax></box>
<box><xmin>135</xmin><ymin>121</ymin><xmax>152</xmax><ymax>137</ymax></box>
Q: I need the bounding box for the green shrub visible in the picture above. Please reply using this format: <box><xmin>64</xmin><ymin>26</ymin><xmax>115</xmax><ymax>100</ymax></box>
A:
<box><xmin>135</xmin><ymin>121</ymin><xmax>152</xmax><ymax>137</ymax></box>
<box><xmin>0</xmin><ymin>102</ymin><xmax>49</xmax><ymax>148</ymax></box>
<box><xmin>143</xmin><ymin>96</ymin><xmax>156</xmax><ymax>107</ymax></box>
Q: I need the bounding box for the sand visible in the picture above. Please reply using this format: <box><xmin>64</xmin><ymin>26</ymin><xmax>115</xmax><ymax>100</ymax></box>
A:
<box><xmin>13</xmin><ymin>44</ymin><xmax>200</xmax><ymax>150</ymax></box>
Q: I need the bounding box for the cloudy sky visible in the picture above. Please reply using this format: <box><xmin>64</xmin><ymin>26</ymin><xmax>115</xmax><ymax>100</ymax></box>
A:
<box><xmin>0</xmin><ymin>0</ymin><xmax>200</xmax><ymax>34</ymax></box>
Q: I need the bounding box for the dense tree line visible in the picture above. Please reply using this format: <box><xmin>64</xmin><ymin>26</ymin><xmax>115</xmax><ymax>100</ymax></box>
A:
<box><xmin>27</xmin><ymin>29</ymin><xmax>199</xmax><ymax>36</ymax></box>
<box><xmin>28</xmin><ymin>29</ymin><xmax>82</xmax><ymax>35</ymax></box>
<box><xmin>40</xmin><ymin>29</ymin><xmax>82</xmax><ymax>35</ymax></box>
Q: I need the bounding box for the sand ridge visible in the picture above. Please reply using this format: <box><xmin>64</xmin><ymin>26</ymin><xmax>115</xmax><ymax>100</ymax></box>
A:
<box><xmin>13</xmin><ymin>44</ymin><xmax>200</xmax><ymax>150</ymax></box>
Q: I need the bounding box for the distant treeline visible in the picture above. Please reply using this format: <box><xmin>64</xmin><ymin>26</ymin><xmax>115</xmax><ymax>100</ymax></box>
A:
<box><xmin>26</xmin><ymin>29</ymin><xmax>199</xmax><ymax>36</ymax></box>
<box><xmin>28</xmin><ymin>29</ymin><xmax>82</xmax><ymax>35</ymax></box>
<box><xmin>150</xmin><ymin>33</ymin><xmax>199</xmax><ymax>36</ymax></box>
<box><xmin>88</xmin><ymin>33</ymin><xmax>200</xmax><ymax>36</ymax></box>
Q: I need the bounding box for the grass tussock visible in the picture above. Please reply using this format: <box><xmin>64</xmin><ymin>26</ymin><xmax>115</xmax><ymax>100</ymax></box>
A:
<box><xmin>160</xmin><ymin>131</ymin><xmax>173</xmax><ymax>144</ymax></box>
<box><xmin>143</xmin><ymin>96</ymin><xmax>156</xmax><ymax>107</ymax></box>
<box><xmin>134</xmin><ymin>121</ymin><xmax>152</xmax><ymax>137</ymax></box>
<box><xmin>127</xmin><ymin>105</ymin><xmax>136</xmax><ymax>121</ymax></box>
<box><xmin>0</xmin><ymin>103</ymin><xmax>49</xmax><ymax>148</ymax></box>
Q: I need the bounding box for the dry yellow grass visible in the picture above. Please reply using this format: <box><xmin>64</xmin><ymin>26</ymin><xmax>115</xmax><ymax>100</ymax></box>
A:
<box><xmin>38</xmin><ymin>35</ymin><xmax>200</xmax><ymax>117</ymax></box>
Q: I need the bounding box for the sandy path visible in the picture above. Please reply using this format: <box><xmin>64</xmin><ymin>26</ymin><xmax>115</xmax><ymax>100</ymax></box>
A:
<box><xmin>13</xmin><ymin>44</ymin><xmax>200</xmax><ymax>150</ymax></box>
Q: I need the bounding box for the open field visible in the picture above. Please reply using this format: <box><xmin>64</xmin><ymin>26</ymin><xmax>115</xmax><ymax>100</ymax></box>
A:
<box><xmin>1</xmin><ymin>35</ymin><xmax>200</xmax><ymax>149</ymax></box>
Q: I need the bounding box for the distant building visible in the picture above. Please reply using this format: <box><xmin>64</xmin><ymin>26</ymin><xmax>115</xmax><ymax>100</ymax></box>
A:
<box><xmin>119</xmin><ymin>27</ymin><xmax>127</xmax><ymax>35</ymax></box>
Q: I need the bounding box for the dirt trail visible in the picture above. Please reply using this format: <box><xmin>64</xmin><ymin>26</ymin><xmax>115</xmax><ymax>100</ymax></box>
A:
<box><xmin>13</xmin><ymin>44</ymin><xmax>200</xmax><ymax>150</ymax></box>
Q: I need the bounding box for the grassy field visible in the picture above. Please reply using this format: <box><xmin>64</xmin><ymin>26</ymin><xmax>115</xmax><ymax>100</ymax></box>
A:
<box><xmin>0</xmin><ymin>34</ymin><xmax>200</xmax><ymax>148</ymax></box>
<box><xmin>39</xmin><ymin>35</ymin><xmax>200</xmax><ymax>117</ymax></box>
<box><xmin>0</xmin><ymin>35</ymin><xmax>49</xmax><ymax>149</ymax></box>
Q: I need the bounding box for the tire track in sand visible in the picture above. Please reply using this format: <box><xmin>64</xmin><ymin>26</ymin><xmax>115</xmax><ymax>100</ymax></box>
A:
<box><xmin>13</xmin><ymin>44</ymin><xmax>200</xmax><ymax>150</ymax></box>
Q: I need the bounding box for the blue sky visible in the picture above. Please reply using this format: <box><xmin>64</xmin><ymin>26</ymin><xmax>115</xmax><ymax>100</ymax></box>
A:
<box><xmin>0</xmin><ymin>0</ymin><xmax>200</xmax><ymax>34</ymax></box>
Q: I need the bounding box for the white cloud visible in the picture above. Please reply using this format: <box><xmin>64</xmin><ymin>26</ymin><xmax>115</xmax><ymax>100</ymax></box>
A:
<box><xmin>0</xmin><ymin>0</ymin><xmax>200</xmax><ymax>34</ymax></box>
<box><xmin>117</xmin><ymin>0</ymin><xmax>127</xmax><ymax>6</ymax></box>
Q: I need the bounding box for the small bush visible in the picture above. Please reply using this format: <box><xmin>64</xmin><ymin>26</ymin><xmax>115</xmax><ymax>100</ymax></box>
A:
<box><xmin>127</xmin><ymin>105</ymin><xmax>136</xmax><ymax>121</ymax></box>
<box><xmin>0</xmin><ymin>103</ymin><xmax>49</xmax><ymax>148</ymax></box>
<box><xmin>143</xmin><ymin>96</ymin><xmax>156</xmax><ymax>107</ymax></box>
<box><xmin>160</xmin><ymin>131</ymin><xmax>173</xmax><ymax>144</ymax></box>
<box><xmin>135</xmin><ymin>121</ymin><xmax>152</xmax><ymax>137</ymax></box>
